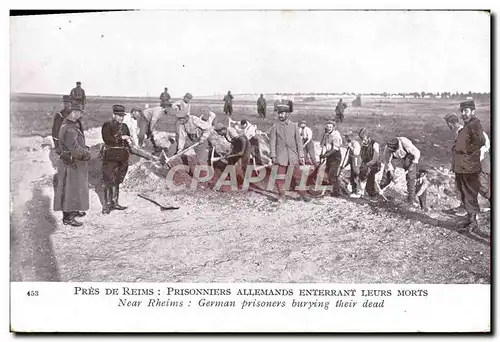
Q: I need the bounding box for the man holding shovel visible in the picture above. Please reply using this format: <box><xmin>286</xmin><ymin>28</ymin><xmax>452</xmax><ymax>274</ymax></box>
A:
<box><xmin>380</xmin><ymin>136</ymin><xmax>421</xmax><ymax>207</ymax></box>
<box><xmin>351</xmin><ymin>128</ymin><xmax>381</xmax><ymax>199</ymax></box>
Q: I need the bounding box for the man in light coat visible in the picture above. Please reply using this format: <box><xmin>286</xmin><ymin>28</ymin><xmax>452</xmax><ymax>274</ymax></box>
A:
<box><xmin>53</xmin><ymin>103</ymin><xmax>90</xmax><ymax>227</ymax></box>
<box><xmin>268</xmin><ymin>107</ymin><xmax>310</xmax><ymax>201</ymax></box>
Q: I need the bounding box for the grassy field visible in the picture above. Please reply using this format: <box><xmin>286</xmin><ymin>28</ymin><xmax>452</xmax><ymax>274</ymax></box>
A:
<box><xmin>10</xmin><ymin>93</ymin><xmax>491</xmax><ymax>283</ymax></box>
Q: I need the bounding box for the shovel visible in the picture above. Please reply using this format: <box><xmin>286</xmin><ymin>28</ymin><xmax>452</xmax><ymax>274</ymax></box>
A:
<box><xmin>162</xmin><ymin>142</ymin><xmax>200</xmax><ymax>169</ymax></box>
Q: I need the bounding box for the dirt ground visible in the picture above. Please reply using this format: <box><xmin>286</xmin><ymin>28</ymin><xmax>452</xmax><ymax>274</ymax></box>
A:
<box><xmin>10</xmin><ymin>95</ymin><xmax>491</xmax><ymax>283</ymax></box>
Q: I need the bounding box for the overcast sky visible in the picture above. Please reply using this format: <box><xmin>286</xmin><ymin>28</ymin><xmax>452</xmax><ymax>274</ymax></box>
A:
<box><xmin>10</xmin><ymin>10</ymin><xmax>490</xmax><ymax>97</ymax></box>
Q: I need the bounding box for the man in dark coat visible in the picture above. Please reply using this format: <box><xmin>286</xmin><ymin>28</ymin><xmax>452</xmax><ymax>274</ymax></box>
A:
<box><xmin>53</xmin><ymin>103</ymin><xmax>90</xmax><ymax>226</ymax></box>
<box><xmin>257</xmin><ymin>94</ymin><xmax>267</xmax><ymax>118</ymax></box>
<box><xmin>214</xmin><ymin>123</ymin><xmax>252</xmax><ymax>174</ymax></box>
<box><xmin>353</xmin><ymin>128</ymin><xmax>381</xmax><ymax>198</ymax></box>
<box><xmin>50</xmin><ymin>95</ymin><xmax>84</xmax><ymax>168</ymax></box>
<box><xmin>223</xmin><ymin>91</ymin><xmax>234</xmax><ymax>116</ymax></box>
<box><xmin>70</xmin><ymin>81</ymin><xmax>87</xmax><ymax>109</ymax></box>
<box><xmin>101</xmin><ymin>105</ymin><xmax>159</xmax><ymax>214</ymax></box>
<box><xmin>335</xmin><ymin>98</ymin><xmax>347</xmax><ymax>123</ymax></box>
<box><xmin>453</xmin><ymin>100</ymin><xmax>487</xmax><ymax>234</ymax></box>
<box><xmin>160</xmin><ymin>87</ymin><xmax>172</xmax><ymax>109</ymax></box>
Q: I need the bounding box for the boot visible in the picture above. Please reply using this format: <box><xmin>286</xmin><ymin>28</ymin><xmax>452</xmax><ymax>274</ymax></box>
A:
<box><xmin>457</xmin><ymin>213</ymin><xmax>479</xmax><ymax>233</ymax></box>
<box><xmin>111</xmin><ymin>185</ymin><xmax>127</xmax><ymax>210</ymax></box>
<box><xmin>73</xmin><ymin>211</ymin><xmax>86</xmax><ymax>217</ymax></box>
<box><xmin>62</xmin><ymin>212</ymin><xmax>83</xmax><ymax>227</ymax></box>
<box><xmin>102</xmin><ymin>186</ymin><xmax>111</xmax><ymax>215</ymax></box>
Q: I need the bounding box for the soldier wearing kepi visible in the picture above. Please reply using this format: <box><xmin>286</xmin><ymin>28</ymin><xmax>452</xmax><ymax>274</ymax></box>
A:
<box><xmin>453</xmin><ymin>100</ymin><xmax>487</xmax><ymax>234</ymax></box>
<box><xmin>70</xmin><ymin>81</ymin><xmax>87</xmax><ymax>109</ymax></box>
<box><xmin>380</xmin><ymin>136</ymin><xmax>421</xmax><ymax>206</ymax></box>
<box><xmin>444</xmin><ymin>112</ymin><xmax>490</xmax><ymax>213</ymax></box>
<box><xmin>50</xmin><ymin>95</ymin><xmax>84</xmax><ymax>168</ymax></box>
<box><xmin>101</xmin><ymin>105</ymin><xmax>160</xmax><ymax>215</ymax></box>
<box><xmin>353</xmin><ymin>128</ymin><xmax>381</xmax><ymax>199</ymax></box>
<box><xmin>53</xmin><ymin>103</ymin><xmax>90</xmax><ymax>227</ymax></box>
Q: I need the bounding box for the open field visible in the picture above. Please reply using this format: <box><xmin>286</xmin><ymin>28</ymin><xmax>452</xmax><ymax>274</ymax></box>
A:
<box><xmin>10</xmin><ymin>93</ymin><xmax>491</xmax><ymax>283</ymax></box>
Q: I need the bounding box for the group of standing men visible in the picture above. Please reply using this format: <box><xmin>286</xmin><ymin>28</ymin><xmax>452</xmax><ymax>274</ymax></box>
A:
<box><xmin>50</xmin><ymin>82</ymin><xmax>490</xmax><ymax>234</ymax></box>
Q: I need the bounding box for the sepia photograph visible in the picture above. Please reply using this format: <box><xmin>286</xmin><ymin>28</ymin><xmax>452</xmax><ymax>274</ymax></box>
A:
<box><xmin>9</xmin><ymin>9</ymin><xmax>491</xmax><ymax>287</ymax></box>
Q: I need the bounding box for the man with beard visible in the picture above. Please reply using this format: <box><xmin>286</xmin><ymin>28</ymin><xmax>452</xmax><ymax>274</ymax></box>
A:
<box><xmin>53</xmin><ymin>103</ymin><xmax>90</xmax><ymax>226</ymax></box>
<box><xmin>351</xmin><ymin>128</ymin><xmax>381</xmax><ymax>199</ymax></box>
<box><xmin>269</xmin><ymin>106</ymin><xmax>310</xmax><ymax>202</ymax></box>
<box><xmin>319</xmin><ymin>120</ymin><xmax>343</xmax><ymax>196</ymax></box>
<box><xmin>452</xmin><ymin>101</ymin><xmax>487</xmax><ymax>234</ymax></box>
<box><xmin>101</xmin><ymin>105</ymin><xmax>160</xmax><ymax>215</ymax></box>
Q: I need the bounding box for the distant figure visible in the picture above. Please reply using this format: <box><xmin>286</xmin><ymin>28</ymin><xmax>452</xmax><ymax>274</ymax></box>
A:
<box><xmin>53</xmin><ymin>103</ymin><xmax>90</xmax><ymax>227</ymax></box>
<box><xmin>335</xmin><ymin>98</ymin><xmax>347</xmax><ymax>123</ymax></box>
<box><xmin>257</xmin><ymin>94</ymin><xmax>267</xmax><ymax>118</ymax></box>
<box><xmin>223</xmin><ymin>91</ymin><xmax>234</xmax><ymax>116</ymax></box>
<box><xmin>160</xmin><ymin>87</ymin><xmax>172</xmax><ymax>109</ymax></box>
<box><xmin>70</xmin><ymin>81</ymin><xmax>86</xmax><ymax>109</ymax></box>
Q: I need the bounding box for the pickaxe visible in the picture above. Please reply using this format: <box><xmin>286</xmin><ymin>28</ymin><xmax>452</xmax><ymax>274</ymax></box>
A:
<box><xmin>377</xmin><ymin>170</ymin><xmax>409</xmax><ymax>200</ymax></box>
<box><xmin>161</xmin><ymin>142</ymin><xmax>200</xmax><ymax>169</ymax></box>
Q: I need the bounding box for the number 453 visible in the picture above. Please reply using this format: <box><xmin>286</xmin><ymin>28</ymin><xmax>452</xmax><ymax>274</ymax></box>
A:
<box><xmin>27</xmin><ymin>290</ymin><xmax>39</xmax><ymax>296</ymax></box>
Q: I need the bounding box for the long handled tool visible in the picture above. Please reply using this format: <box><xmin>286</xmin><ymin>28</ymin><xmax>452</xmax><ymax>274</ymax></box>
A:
<box><xmin>137</xmin><ymin>193</ymin><xmax>180</xmax><ymax>211</ymax></box>
<box><xmin>162</xmin><ymin>142</ymin><xmax>200</xmax><ymax>169</ymax></box>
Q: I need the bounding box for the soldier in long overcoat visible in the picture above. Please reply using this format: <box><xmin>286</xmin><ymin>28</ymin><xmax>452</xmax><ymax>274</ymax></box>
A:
<box><xmin>53</xmin><ymin>103</ymin><xmax>90</xmax><ymax>226</ymax></box>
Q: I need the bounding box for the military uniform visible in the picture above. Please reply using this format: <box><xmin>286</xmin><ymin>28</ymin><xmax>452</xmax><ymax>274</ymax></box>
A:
<box><xmin>453</xmin><ymin>101</ymin><xmax>486</xmax><ymax>224</ymax></box>
<box><xmin>101</xmin><ymin>105</ymin><xmax>131</xmax><ymax>214</ymax></box>
<box><xmin>335</xmin><ymin>99</ymin><xmax>347</xmax><ymax>123</ymax></box>
<box><xmin>257</xmin><ymin>95</ymin><xmax>267</xmax><ymax>118</ymax></box>
<box><xmin>223</xmin><ymin>92</ymin><xmax>234</xmax><ymax>116</ymax></box>
<box><xmin>53</xmin><ymin>103</ymin><xmax>90</xmax><ymax>226</ymax></box>
<box><xmin>160</xmin><ymin>90</ymin><xmax>172</xmax><ymax>109</ymax></box>
<box><xmin>70</xmin><ymin>82</ymin><xmax>86</xmax><ymax>109</ymax></box>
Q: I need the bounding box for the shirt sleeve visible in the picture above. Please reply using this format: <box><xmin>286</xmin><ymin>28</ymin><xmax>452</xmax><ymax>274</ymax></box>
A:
<box><xmin>352</xmin><ymin>141</ymin><xmax>361</xmax><ymax>155</ymax></box>
<box><xmin>304</xmin><ymin>127</ymin><xmax>313</xmax><ymax>144</ymax></box>
<box><xmin>176</xmin><ymin>122</ymin><xmax>187</xmax><ymax>151</ymax></box>
<box><xmin>208</xmin><ymin>111</ymin><xmax>216</xmax><ymax>126</ymax></box>
<box><xmin>192</xmin><ymin>115</ymin><xmax>212</xmax><ymax>142</ymax></box>
<box><xmin>246</xmin><ymin>125</ymin><xmax>257</xmax><ymax>139</ymax></box>
<box><xmin>149</xmin><ymin>108</ymin><xmax>164</xmax><ymax>132</ymax></box>
<box><xmin>400</xmin><ymin>137</ymin><xmax>420</xmax><ymax>164</ymax></box>
<box><xmin>382</xmin><ymin>145</ymin><xmax>394</xmax><ymax>171</ymax></box>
